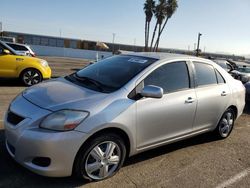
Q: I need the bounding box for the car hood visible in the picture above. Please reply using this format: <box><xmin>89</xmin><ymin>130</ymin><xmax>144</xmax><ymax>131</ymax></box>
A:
<box><xmin>231</xmin><ymin>70</ymin><xmax>250</xmax><ymax>76</ymax></box>
<box><xmin>22</xmin><ymin>78</ymin><xmax>109</xmax><ymax>111</ymax></box>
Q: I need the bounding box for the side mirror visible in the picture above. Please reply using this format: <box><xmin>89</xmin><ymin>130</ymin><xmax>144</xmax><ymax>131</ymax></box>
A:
<box><xmin>3</xmin><ymin>49</ymin><xmax>10</xmax><ymax>55</ymax></box>
<box><xmin>140</xmin><ymin>85</ymin><xmax>163</xmax><ymax>99</ymax></box>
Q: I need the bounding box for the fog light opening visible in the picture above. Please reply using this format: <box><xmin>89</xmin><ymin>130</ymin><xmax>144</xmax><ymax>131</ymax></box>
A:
<box><xmin>32</xmin><ymin>157</ymin><xmax>51</xmax><ymax>167</ymax></box>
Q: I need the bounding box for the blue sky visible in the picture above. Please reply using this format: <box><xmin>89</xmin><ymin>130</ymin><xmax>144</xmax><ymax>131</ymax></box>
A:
<box><xmin>0</xmin><ymin>0</ymin><xmax>249</xmax><ymax>55</ymax></box>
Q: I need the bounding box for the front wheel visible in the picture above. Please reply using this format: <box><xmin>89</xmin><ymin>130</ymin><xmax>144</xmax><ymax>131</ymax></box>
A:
<box><xmin>20</xmin><ymin>69</ymin><xmax>42</xmax><ymax>86</ymax></box>
<box><xmin>214</xmin><ymin>109</ymin><xmax>235</xmax><ymax>139</ymax></box>
<box><xmin>73</xmin><ymin>133</ymin><xmax>126</xmax><ymax>181</ymax></box>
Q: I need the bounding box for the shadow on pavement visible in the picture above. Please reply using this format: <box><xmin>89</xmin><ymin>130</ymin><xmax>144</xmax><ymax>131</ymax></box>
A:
<box><xmin>71</xmin><ymin>68</ymin><xmax>81</xmax><ymax>72</ymax></box>
<box><xmin>244</xmin><ymin>101</ymin><xmax>250</xmax><ymax>114</ymax></box>
<box><xmin>0</xmin><ymin>78</ymin><xmax>24</xmax><ymax>87</ymax></box>
<box><xmin>124</xmin><ymin>132</ymin><xmax>218</xmax><ymax>167</ymax></box>
<box><xmin>0</xmin><ymin>127</ymin><xmax>219</xmax><ymax>187</ymax></box>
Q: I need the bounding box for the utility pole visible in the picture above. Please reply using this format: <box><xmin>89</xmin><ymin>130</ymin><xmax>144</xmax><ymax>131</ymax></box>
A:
<box><xmin>59</xmin><ymin>29</ymin><xmax>62</xmax><ymax>37</ymax></box>
<box><xmin>196</xmin><ymin>33</ymin><xmax>202</xmax><ymax>56</ymax></box>
<box><xmin>0</xmin><ymin>22</ymin><xmax>3</xmax><ymax>36</ymax></box>
<box><xmin>194</xmin><ymin>43</ymin><xmax>196</xmax><ymax>51</ymax></box>
<box><xmin>112</xmin><ymin>33</ymin><xmax>116</xmax><ymax>54</ymax></box>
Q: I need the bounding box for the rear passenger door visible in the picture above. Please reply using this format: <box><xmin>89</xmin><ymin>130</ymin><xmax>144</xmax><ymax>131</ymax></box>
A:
<box><xmin>192</xmin><ymin>62</ymin><xmax>230</xmax><ymax>131</ymax></box>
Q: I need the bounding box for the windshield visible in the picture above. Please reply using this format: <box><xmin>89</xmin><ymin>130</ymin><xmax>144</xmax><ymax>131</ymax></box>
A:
<box><xmin>238</xmin><ymin>67</ymin><xmax>250</xmax><ymax>73</ymax></box>
<box><xmin>72</xmin><ymin>55</ymin><xmax>157</xmax><ymax>93</ymax></box>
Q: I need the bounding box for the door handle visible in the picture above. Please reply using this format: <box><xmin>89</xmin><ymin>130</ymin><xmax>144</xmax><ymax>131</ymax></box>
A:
<box><xmin>221</xmin><ymin>91</ymin><xmax>227</xmax><ymax>96</ymax></box>
<box><xmin>185</xmin><ymin>97</ymin><xmax>195</xmax><ymax>103</ymax></box>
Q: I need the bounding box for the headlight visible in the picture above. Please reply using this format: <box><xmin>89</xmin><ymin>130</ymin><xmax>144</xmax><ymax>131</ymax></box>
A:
<box><xmin>39</xmin><ymin>60</ymin><xmax>48</xmax><ymax>67</ymax></box>
<box><xmin>40</xmin><ymin>110</ymin><xmax>89</xmax><ymax>131</ymax></box>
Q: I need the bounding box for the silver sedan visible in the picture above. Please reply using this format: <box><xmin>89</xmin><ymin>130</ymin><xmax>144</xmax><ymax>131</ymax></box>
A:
<box><xmin>4</xmin><ymin>53</ymin><xmax>245</xmax><ymax>181</ymax></box>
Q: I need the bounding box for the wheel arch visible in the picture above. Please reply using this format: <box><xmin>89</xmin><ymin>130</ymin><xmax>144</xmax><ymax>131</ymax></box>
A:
<box><xmin>80</xmin><ymin>127</ymin><xmax>130</xmax><ymax>157</ymax></box>
<box><xmin>227</xmin><ymin>105</ymin><xmax>238</xmax><ymax>119</ymax></box>
<box><xmin>18</xmin><ymin>67</ymin><xmax>43</xmax><ymax>79</ymax></box>
<box><xmin>72</xmin><ymin>127</ymin><xmax>131</xmax><ymax>176</ymax></box>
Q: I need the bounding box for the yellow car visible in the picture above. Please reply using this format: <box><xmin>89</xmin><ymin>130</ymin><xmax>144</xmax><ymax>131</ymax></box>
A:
<box><xmin>0</xmin><ymin>41</ymin><xmax>51</xmax><ymax>86</ymax></box>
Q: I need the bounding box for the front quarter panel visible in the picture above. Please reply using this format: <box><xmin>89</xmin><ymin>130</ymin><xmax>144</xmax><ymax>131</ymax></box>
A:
<box><xmin>75</xmin><ymin>97</ymin><xmax>137</xmax><ymax>156</ymax></box>
<box><xmin>16</xmin><ymin>56</ymin><xmax>51</xmax><ymax>79</ymax></box>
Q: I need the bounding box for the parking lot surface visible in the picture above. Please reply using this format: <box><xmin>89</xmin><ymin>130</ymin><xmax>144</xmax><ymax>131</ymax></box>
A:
<box><xmin>0</xmin><ymin>57</ymin><xmax>249</xmax><ymax>188</ymax></box>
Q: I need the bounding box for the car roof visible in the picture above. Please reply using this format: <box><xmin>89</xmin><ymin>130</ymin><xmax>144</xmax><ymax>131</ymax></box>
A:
<box><xmin>0</xmin><ymin>40</ymin><xmax>18</xmax><ymax>55</ymax></box>
<box><xmin>127</xmin><ymin>52</ymin><xmax>209</xmax><ymax>62</ymax></box>
<box><xmin>5</xmin><ymin>42</ymin><xmax>28</xmax><ymax>47</ymax></box>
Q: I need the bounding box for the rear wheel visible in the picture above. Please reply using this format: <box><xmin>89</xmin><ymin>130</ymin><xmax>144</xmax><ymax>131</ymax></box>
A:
<box><xmin>20</xmin><ymin>69</ymin><xmax>42</xmax><ymax>86</ymax></box>
<box><xmin>73</xmin><ymin>133</ymin><xmax>126</xmax><ymax>181</ymax></box>
<box><xmin>214</xmin><ymin>109</ymin><xmax>235</xmax><ymax>139</ymax></box>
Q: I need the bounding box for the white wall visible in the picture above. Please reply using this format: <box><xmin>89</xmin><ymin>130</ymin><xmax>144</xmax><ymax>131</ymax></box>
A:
<box><xmin>30</xmin><ymin>45</ymin><xmax>113</xmax><ymax>60</ymax></box>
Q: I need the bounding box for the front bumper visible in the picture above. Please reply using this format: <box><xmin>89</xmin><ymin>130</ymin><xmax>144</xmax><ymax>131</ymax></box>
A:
<box><xmin>39</xmin><ymin>66</ymin><xmax>52</xmax><ymax>80</ymax></box>
<box><xmin>40</xmin><ymin>66</ymin><xmax>52</xmax><ymax>79</ymax></box>
<box><xmin>4</xmin><ymin>95</ymin><xmax>88</xmax><ymax>177</ymax></box>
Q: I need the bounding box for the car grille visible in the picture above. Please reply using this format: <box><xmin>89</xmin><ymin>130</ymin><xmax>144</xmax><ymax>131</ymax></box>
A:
<box><xmin>7</xmin><ymin>111</ymin><xmax>25</xmax><ymax>125</ymax></box>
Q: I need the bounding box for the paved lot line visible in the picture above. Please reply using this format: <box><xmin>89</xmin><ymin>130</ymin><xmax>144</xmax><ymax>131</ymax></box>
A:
<box><xmin>216</xmin><ymin>168</ymin><xmax>250</xmax><ymax>188</ymax></box>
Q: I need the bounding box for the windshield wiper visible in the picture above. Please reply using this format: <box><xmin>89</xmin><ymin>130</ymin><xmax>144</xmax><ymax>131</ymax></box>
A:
<box><xmin>74</xmin><ymin>74</ymin><xmax>105</xmax><ymax>92</ymax></box>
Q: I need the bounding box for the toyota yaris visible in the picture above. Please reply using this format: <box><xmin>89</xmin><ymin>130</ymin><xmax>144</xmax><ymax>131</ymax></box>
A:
<box><xmin>4</xmin><ymin>53</ymin><xmax>245</xmax><ymax>181</ymax></box>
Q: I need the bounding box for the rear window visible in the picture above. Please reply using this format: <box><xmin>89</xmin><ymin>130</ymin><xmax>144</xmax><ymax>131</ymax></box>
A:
<box><xmin>194</xmin><ymin>62</ymin><xmax>217</xmax><ymax>86</ymax></box>
<box><xmin>6</xmin><ymin>43</ymin><xmax>28</xmax><ymax>51</ymax></box>
<box><xmin>215</xmin><ymin>70</ymin><xmax>226</xmax><ymax>84</ymax></box>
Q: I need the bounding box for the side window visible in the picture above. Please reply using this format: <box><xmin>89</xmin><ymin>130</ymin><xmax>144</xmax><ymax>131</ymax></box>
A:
<box><xmin>0</xmin><ymin>46</ymin><xmax>3</xmax><ymax>54</ymax></box>
<box><xmin>215</xmin><ymin>69</ymin><xmax>226</xmax><ymax>84</ymax></box>
<box><xmin>194</xmin><ymin>62</ymin><xmax>217</xmax><ymax>86</ymax></box>
<box><xmin>8</xmin><ymin>44</ymin><xmax>27</xmax><ymax>51</ymax></box>
<box><xmin>144</xmin><ymin>61</ymin><xmax>190</xmax><ymax>94</ymax></box>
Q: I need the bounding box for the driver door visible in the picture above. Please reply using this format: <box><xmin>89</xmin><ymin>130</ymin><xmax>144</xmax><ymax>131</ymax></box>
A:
<box><xmin>0</xmin><ymin>47</ymin><xmax>17</xmax><ymax>77</ymax></box>
<box><xmin>136</xmin><ymin>61</ymin><xmax>197</xmax><ymax>149</ymax></box>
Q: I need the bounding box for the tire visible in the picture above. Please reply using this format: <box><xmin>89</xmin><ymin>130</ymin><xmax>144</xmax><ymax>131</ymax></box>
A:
<box><xmin>73</xmin><ymin>133</ymin><xmax>126</xmax><ymax>181</ymax></box>
<box><xmin>20</xmin><ymin>69</ymin><xmax>42</xmax><ymax>86</ymax></box>
<box><xmin>214</xmin><ymin>108</ymin><xmax>235</xmax><ymax>139</ymax></box>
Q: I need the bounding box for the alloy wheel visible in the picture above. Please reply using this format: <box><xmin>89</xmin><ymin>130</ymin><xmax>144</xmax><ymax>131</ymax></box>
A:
<box><xmin>85</xmin><ymin>141</ymin><xmax>121</xmax><ymax>180</ymax></box>
<box><xmin>22</xmin><ymin>70</ymin><xmax>42</xmax><ymax>86</ymax></box>
<box><xmin>218</xmin><ymin>111</ymin><xmax>234</xmax><ymax>138</ymax></box>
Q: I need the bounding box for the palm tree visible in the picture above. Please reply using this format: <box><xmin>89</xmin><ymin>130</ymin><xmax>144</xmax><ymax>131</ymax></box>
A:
<box><xmin>153</xmin><ymin>0</ymin><xmax>178</xmax><ymax>51</ymax></box>
<box><xmin>144</xmin><ymin>0</ymin><xmax>155</xmax><ymax>52</ymax></box>
<box><xmin>150</xmin><ymin>0</ymin><xmax>167</xmax><ymax>52</ymax></box>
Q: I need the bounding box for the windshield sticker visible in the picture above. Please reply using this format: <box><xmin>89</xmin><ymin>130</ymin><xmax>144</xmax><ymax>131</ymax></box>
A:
<box><xmin>128</xmin><ymin>58</ymin><xmax>148</xmax><ymax>64</ymax></box>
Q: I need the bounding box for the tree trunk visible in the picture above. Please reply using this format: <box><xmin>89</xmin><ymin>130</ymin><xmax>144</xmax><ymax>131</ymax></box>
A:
<box><xmin>144</xmin><ymin>18</ymin><xmax>148</xmax><ymax>52</ymax></box>
<box><xmin>150</xmin><ymin>21</ymin><xmax>158</xmax><ymax>52</ymax></box>
<box><xmin>146</xmin><ymin>21</ymin><xmax>150</xmax><ymax>51</ymax></box>
<box><xmin>154</xmin><ymin>23</ymin><xmax>161</xmax><ymax>52</ymax></box>
<box><xmin>154</xmin><ymin>18</ymin><xmax>169</xmax><ymax>52</ymax></box>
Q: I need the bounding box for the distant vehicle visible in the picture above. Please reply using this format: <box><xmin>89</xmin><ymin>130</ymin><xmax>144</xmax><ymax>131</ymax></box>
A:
<box><xmin>0</xmin><ymin>40</ymin><xmax>51</xmax><ymax>86</ymax></box>
<box><xmin>4</xmin><ymin>53</ymin><xmax>245</xmax><ymax>181</ymax></box>
<box><xmin>231</xmin><ymin>66</ymin><xmax>250</xmax><ymax>83</ymax></box>
<box><xmin>5</xmin><ymin>42</ymin><xmax>36</xmax><ymax>57</ymax></box>
<box><xmin>245</xmin><ymin>81</ymin><xmax>250</xmax><ymax>101</ymax></box>
<box><xmin>0</xmin><ymin>36</ymin><xmax>15</xmax><ymax>43</ymax></box>
<box><xmin>213</xmin><ymin>59</ymin><xmax>234</xmax><ymax>72</ymax></box>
